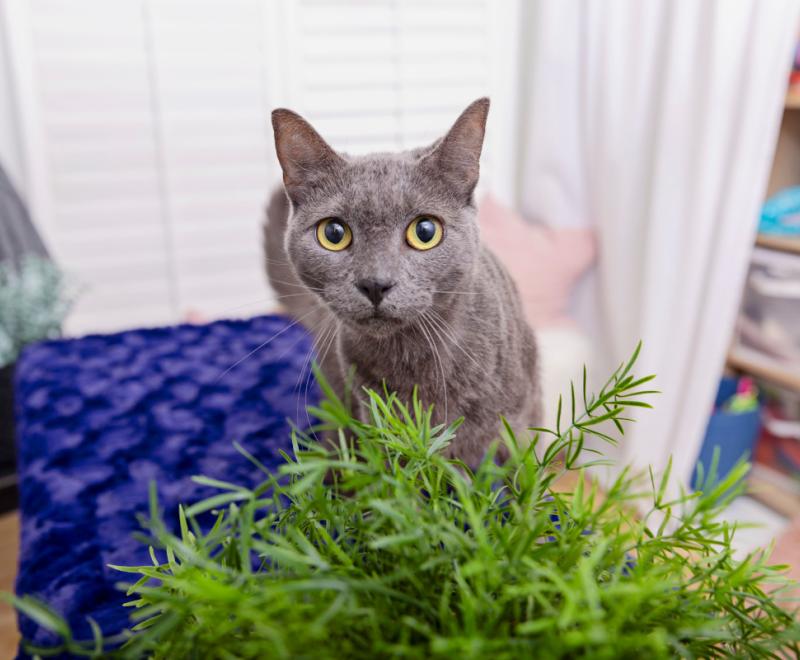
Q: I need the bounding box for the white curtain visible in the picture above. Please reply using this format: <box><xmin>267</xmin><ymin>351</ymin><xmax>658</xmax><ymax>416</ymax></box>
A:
<box><xmin>517</xmin><ymin>0</ymin><xmax>799</xmax><ymax>484</ymax></box>
<box><xmin>0</xmin><ymin>6</ymin><xmax>25</xmax><ymax>196</ymax></box>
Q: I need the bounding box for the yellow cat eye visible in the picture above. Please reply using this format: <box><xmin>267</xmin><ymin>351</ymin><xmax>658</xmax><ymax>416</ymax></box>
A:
<box><xmin>316</xmin><ymin>218</ymin><xmax>352</xmax><ymax>251</ymax></box>
<box><xmin>406</xmin><ymin>216</ymin><xmax>443</xmax><ymax>251</ymax></box>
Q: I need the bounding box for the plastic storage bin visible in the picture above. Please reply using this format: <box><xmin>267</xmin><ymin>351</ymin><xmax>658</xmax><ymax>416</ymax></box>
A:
<box><xmin>693</xmin><ymin>377</ymin><xmax>762</xmax><ymax>491</ymax></box>
<box><xmin>737</xmin><ymin>248</ymin><xmax>800</xmax><ymax>367</ymax></box>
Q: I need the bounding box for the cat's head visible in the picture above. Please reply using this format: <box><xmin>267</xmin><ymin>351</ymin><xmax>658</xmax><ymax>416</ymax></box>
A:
<box><xmin>271</xmin><ymin>98</ymin><xmax>489</xmax><ymax>336</ymax></box>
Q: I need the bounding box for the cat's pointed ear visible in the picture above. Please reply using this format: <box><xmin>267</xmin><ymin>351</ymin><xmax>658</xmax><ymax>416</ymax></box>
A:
<box><xmin>421</xmin><ymin>97</ymin><xmax>489</xmax><ymax>201</ymax></box>
<box><xmin>271</xmin><ymin>109</ymin><xmax>344</xmax><ymax>203</ymax></box>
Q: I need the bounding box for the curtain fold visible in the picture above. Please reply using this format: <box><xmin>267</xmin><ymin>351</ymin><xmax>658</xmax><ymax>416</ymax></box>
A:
<box><xmin>518</xmin><ymin>0</ymin><xmax>800</xmax><ymax>484</ymax></box>
<box><xmin>0</xmin><ymin>164</ymin><xmax>48</xmax><ymax>265</ymax></box>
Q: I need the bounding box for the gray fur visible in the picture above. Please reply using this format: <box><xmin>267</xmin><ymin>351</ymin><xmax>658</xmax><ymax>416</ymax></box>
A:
<box><xmin>264</xmin><ymin>98</ymin><xmax>540</xmax><ymax>464</ymax></box>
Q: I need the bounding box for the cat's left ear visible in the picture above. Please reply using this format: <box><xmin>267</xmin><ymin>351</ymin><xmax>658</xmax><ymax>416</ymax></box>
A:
<box><xmin>421</xmin><ymin>97</ymin><xmax>489</xmax><ymax>201</ymax></box>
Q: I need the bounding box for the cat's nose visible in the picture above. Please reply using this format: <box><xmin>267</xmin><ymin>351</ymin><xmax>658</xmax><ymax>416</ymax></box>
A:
<box><xmin>356</xmin><ymin>278</ymin><xmax>395</xmax><ymax>307</ymax></box>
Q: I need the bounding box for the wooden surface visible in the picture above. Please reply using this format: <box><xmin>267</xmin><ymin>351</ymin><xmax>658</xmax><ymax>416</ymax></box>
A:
<box><xmin>755</xmin><ymin>233</ymin><xmax>800</xmax><ymax>256</ymax></box>
<box><xmin>0</xmin><ymin>512</ymin><xmax>19</xmax><ymax>658</ymax></box>
<box><xmin>748</xmin><ymin>464</ymin><xmax>800</xmax><ymax>518</ymax></box>
<box><xmin>786</xmin><ymin>90</ymin><xmax>800</xmax><ymax>110</ymax></box>
<box><xmin>767</xmin><ymin>106</ymin><xmax>800</xmax><ymax>197</ymax></box>
<box><xmin>727</xmin><ymin>348</ymin><xmax>800</xmax><ymax>392</ymax></box>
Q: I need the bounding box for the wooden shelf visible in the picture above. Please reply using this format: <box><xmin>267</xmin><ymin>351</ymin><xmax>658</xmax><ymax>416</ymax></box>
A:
<box><xmin>748</xmin><ymin>464</ymin><xmax>800</xmax><ymax>518</ymax></box>
<box><xmin>727</xmin><ymin>346</ymin><xmax>800</xmax><ymax>392</ymax></box>
<box><xmin>786</xmin><ymin>89</ymin><xmax>800</xmax><ymax>109</ymax></box>
<box><xmin>755</xmin><ymin>233</ymin><xmax>800</xmax><ymax>255</ymax></box>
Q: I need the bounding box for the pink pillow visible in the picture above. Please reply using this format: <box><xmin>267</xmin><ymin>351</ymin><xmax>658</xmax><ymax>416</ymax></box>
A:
<box><xmin>477</xmin><ymin>194</ymin><xmax>595</xmax><ymax>329</ymax></box>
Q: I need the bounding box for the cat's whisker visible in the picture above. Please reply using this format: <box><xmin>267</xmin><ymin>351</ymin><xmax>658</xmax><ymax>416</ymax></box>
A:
<box><xmin>431</xmin><ymin>290</ymin><xmax>480</xmax><ymax>295</ymax></box>
<box><xmin>426</xmin><ymin>311</ymin><xmax>471</xmax><ymax>359</ymax></box>
<box><xmin>215</xmin><ymin>308</ymin><xmax>319</xmax><ymax>383</ymax></box>
<box><xmin>212</xmin><ymin>296</ymin><xmax>274</xmax><ymax>316</ymax></box>
<box><xmin>430</xmin><ymin>311</ymin><xmax>505</xmax><ymax>400</ymax></box>
<box><xmin>267</xmin><ymin>276</ymin><xmax>324</xmax><ymax>293</ymax></box>
<box><xmin>306</xmin><ymin>320</ymin><xmax>338</xmax><ymax>435</ymax></box>
<box><xmin>315</xmin><ymin>318</ymin><xmax>338</xmax><ymax>379</ymax></box>
<box><xmin>296</xmin><ymin>317</ymin><xmax>335</xmax><ymax>434</ymax></box>
<box><xmin>272</xmin><ymin>321</ymin><xmax>316</xmax><ymax>365</ymax></box>
<box><xmin>426</xmin><ymin>310</ymin><xmax>488</xmax><ymax>383</ymax></box>
<box><xmin>421</xmin><ymin>311</ymin><xmax>453</xmax><ymax>363</ymax></box>
<box><xmin>213</xmin><ymin>291</ymin><xmax>322</xmax><ymax>317</ymax></box>
<box><xmin>273</xmin><ymin>291</ymin><xmax>323</xmax><ymax>300</ymax></box>
<box><xmin>418</xmin><ymin>314</ymin><xmax>448</xmax><ymax>423</ymax></box>
<box><xmin>261</xmin><ymin>255</ymin><xmax>294</xmax><ymax>266</ymax></box>
<box><xmin>294</xmin><ymin>323</ymin><xmax>323</xmax><ymax>396</ymax></box>
<box><xmin>293</xmin><ymin>342</ymin><xmax>316</xmax><ymax>428</ymax></box>
<box><xmin>425</xmin><ymin>309</ymin><xmax>504</xmax><ymax>400</ymax></box>
<box><xmin>305</xmin><ymin>321</ymin><xmax>332</xmax><ymax>392</ymax></box>
<box><xmin>427</xmin><ymin>309</ymin><xmax>478</xmax><ymax>359</ymax></box>
<box><xmin>430</xmin><ymin>318</ymin><xmax>449</xmax><ymax>424</ymax></box>
<box><xmin>310</xmin><ymin>321</ymin><xmax>338</xmax><ymax>422</ymax></box>
<box><xmin>415</xmin><ymin>316</ymin><xmax>437</xmax><ymax>401</ymax></box>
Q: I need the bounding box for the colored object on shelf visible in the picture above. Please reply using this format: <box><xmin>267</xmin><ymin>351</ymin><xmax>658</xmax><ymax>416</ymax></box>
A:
<box><xmin>693</xmin><ymin>377</ymin><xmax>762</xmax><ymax>492</ymax></box>
<box><xmin>725</xmin><ymin>377</ymin><xmax>759</xmax><ymax>413</ymax></box>
<box><xmin>759</xmin><ymin>187</ymin><xmax>800</xmax><ymax>236</ymax></box>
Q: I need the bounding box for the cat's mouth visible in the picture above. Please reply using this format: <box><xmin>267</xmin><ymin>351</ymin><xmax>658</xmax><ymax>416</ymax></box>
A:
<box><xmin>351</xmin><ymin>308</ymin><xmax>406</xmax><ymax>330</ymax></box>
<box><xmin>360</xmin><ymin>309</ymin><xmax>395</xmax><ymax>322</ymax></box>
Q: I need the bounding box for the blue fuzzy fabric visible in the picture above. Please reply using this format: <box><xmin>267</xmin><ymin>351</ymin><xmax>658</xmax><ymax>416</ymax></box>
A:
<box><xmin>13</xmin><ymin>315</ymin><xmax>319</xmax><ymax>658</ymax></box>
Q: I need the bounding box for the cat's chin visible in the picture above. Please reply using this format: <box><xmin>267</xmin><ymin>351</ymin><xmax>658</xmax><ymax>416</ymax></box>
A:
<box><xmin>347</xmin><ymin>310</ymin><xmax>408</xmax><ymax>336</ymax></box>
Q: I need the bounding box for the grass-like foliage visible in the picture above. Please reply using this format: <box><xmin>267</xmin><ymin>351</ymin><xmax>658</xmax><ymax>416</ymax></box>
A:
<box><xmin>10</xmin><ymin>346</ymin><xmax>800</xmax><ymax>658</ymax></box>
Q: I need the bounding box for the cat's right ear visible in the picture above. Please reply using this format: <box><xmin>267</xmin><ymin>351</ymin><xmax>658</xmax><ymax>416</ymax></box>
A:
<box><xmin>271</xmin><ymin>109</ymin><xmax>344</xmax><ymax>203</ymax></box>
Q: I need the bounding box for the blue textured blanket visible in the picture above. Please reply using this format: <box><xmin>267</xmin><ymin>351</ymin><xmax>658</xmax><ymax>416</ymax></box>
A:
<box><xmin>13</xmin><ymin>315</ymin><xmax>318</xmax><ymax>657</ymax></box>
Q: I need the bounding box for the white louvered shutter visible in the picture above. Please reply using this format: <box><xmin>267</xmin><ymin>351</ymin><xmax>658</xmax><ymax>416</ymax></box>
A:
<box><xmin>3</xmin><ymin>0</ymin><xmax>518</xmax><ymax>335</ymax></box>
<box><xmin>145</xmin><ymin>0</ymin><xmax>275</xmax><ymax>320</ymax></box>
<box><xmin>14</xmin><ymin>0</ymin><xmax>176</xmax><ymax>332</ymax></box>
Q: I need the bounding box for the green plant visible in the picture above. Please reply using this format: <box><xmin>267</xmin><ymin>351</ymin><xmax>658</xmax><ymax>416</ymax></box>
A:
<box><xmin>0</xmin><ymin>255</ymin><xmax>74</xmax><ymax>367</ymax></box>
<box><xmin>8</xmin><ymin>346</ymin><xmax>800</xmax><ymax>658</ymax></box>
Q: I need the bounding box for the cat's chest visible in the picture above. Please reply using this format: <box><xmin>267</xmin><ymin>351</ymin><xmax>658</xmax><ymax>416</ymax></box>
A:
<box><xmin>352</xmin><ymin>343</ymin><xmax>441</xmax><ymax>383</ymax></box>
<box><xmin>338</xmin><ymin>329</ymin><xmax>479</xmax><ymax>407</ymax></box>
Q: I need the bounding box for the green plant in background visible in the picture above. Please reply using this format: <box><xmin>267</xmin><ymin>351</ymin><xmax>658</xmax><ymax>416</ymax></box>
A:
<box><xmin>0</xmin><ymin>255</ymin><xmax>74</xmax><ymax>368</ymax></box>
<box><xmin>8</xmin><ymin>346</ymin><xmax>800</xmax><ymax>658</ymax></box>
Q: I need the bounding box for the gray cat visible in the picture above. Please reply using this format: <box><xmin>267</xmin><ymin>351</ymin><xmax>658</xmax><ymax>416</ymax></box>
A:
<box><xmin>264</xmin><ymin>98</ymin><xmax>540</xmax><ymax>465</ymax></box>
